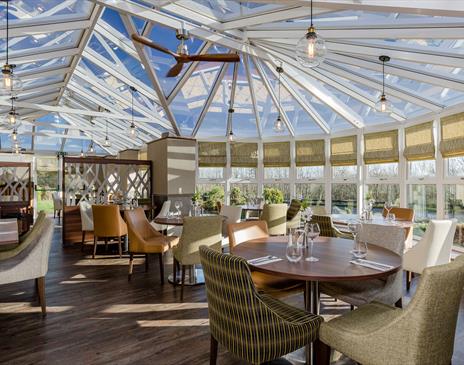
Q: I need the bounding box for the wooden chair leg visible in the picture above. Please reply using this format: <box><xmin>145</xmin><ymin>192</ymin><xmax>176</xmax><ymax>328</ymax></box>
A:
<box><xmin>104</xmin><ymin>237</ymin><xmax>108</xmax><ymax>252</ymax></box>
<box><xmin>58</xmin><ymin>210</ymin><xmax>61</xmax><ymax>224</ymax></box>
<box><xmin>145</xmin><ymin>254</ymin><xmax>149</xmax><ymax>272</ymax></box>
<box><xmin>36</xmin><ymin>277</ymin><xmax>46</xmax><ymax>317</ymax></box>
<box><xmin>128</xmin><ymin>253</ymin><xmax>134</xmax><ymax>281</ymax></box>
<box><xmin>81</xmin><ymin>231</ymin><xmax>86</xmax><ymax>252</ymax></box>
<box><xmin>350</xmin><ymin>304</ymin><xmax>355</xmax><ymax>311</ymax></box>
<box><xmin>314</xmin><ymin>339</ymin><xmax>331</xmax><ymax>365</ymax></box>
<box><xmin>181</xmin><ymin>265</ymin><xmax>186</xmax><ymax>301</ymax></box>
<box><xmin>210</xmin><ymin>334</ymin><xmax>218</xmax><ymax>365</ymax></box>
<box><xmin>118</xmin><ymin>236</ymin><xmax>122</xmax><ymax>258</ymax></box>
<box><xmin>406</xmin><ymin>270</ymin><xmax>412</xmax><ymax>291</ymax></box>
<box><xmin>158</xmin><ymin>253</ymin><xmax>165</xmax><ymax>285</ymax></box>
<box><xmin>172</xmin><ymin>258</ymin><xmax>177</xmax><ymax>284</ymax></box>
<box><xmin>53</xmin><ymin>210</ymin><xmax>56</xmax><ymax>219</ymax></box>
<box><xmin>395</xmin><ymin>298</ymin><xmax>403</xmax><ymax>308</ymax></box>
<box><xmin>93</xmin><ymin>236</ymin><xmax>98</xmax><ymax>259</ymax></box>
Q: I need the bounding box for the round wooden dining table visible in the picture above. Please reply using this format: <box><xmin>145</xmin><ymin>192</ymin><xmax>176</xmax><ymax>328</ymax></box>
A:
<box><xmin>233</xmin><ymin>235</ymin><xmax>402</xmax><ymax>365</ymax></box>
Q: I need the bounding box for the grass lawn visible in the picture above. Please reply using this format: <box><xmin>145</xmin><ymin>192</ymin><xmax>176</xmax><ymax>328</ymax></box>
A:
<box><xmin>37</xmin><ymin>199</ymin><xmax>54</xmax><ymax>213</ymax></box>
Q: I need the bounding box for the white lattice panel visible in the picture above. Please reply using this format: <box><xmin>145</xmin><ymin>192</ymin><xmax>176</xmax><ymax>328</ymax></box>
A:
<box><xmin>0</xmin><ymin>166</ymin><xmax>30</xmax><ymax>202</ymax></box>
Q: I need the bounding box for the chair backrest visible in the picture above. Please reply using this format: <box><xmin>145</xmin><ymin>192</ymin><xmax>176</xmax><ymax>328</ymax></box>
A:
<box><xmin>358</xmin><ymin>223</ymin><xmax>405</xmax><ymax>255</ymax></box>
<box><xmin>413</xmin><ymin>219</ymin><xmax>457</xmax><ymax>268</ymax></box>
<box><xmin>176</xmin><ymin>216</ymin><xmax>222</xmax><ymax>262</ymax></box>
<box><xmin>156</xmin><ymin>200</ymin><xmax>171</xmax><ymax>218</ymax></box>
<box><xmin>228</xmin><ymin>220</ymin><xmax>269</xmax><ymax>253</ymax></box>
<box><xmin>286</xmin><ymin>199</ymin><xmax>301</xmax><ymax>220</ymax></box>
<box><xmin>52</xmin><ymin>192</ymin><xmax>62</xmax><ymax>209</ymax></box>
<box><xmin>124</xmin><ymin>208</ymin><xmax>160</xmax><ymax>252</ymax></box>
<box><xmin>79</xmin><ymin>200</ymin><xmax>94</xmax><ymax>231</ymax></box>
<box><xmin>0</xmin><ymin>219</ymin><xmax>19</xmax><ymax>247</ymax></box>
<box><xmin>260</xmin><ymin>204</ymin><xmax>287</xmax><ymax>235</ymax></box>
<box><xmin>220</xmin><ymin>204</ymin><xmax>242</xmax><ymax>236</ymax></box>
<box><xmin>311</xmin><ymin>205</ymin><xmax>327</xmax><ymax>215</ymax></box>
<box><xmin>92</xmin><ymin>205</ymin><xmax>127</xmax><ymax>237</ymax></box>
<box><xmin>402</xmin><ymin>256</ymin><xmax>464</xmax><ymax>363</ymax></box>
<box><xmin>382</xmin><ymin>207</ymin><xmax>414</xmax><ymax>221</ymax></box>
<box><xmin>309</xmin><ymin>215</ymin><xmax>337</xmax><ymax>237</ymax></box>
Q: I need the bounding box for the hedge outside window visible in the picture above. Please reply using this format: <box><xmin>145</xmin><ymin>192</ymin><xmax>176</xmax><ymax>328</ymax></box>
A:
<box><xmin>440</xmin><ymin>112</ymin><xmax>464</xmax><ymax>157</ymax></box>
<box><xmin>230</xmin><ymin>142</ymin><xmax>258</xmax><ymax>168</ymax></box>
<box><xmin>295</xmin><ymin>140</ymin><xmax>325</xmax><ymax>166</ymax></box>
<box><xmin>404</xmin><ymin>121</ymin><xmax>435</xmax><ymax>161</ymax></box>
<box><xmin>363</xmin><ymin>130</ymin><xmax>399</xmax><ymax>164</ymax></box>
<box><xmin>330</xmin><ymin>135</ymin><xmax>357</xmax><ymax>166</ymax></box>
<box><xmin>263</xmin><ymin>142</ymin><xmax>290</xmax><ymax>167</ymax></box>
<box><xmin>198</xmin><ymin>142</ymin><xmax>226</xmax><ymax>167</ymax></box>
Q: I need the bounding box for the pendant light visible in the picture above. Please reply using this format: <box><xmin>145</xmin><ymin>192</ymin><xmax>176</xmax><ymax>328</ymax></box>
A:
<box><xmin>12</xmin><ymin>140</ymin><xmax>20</xmax><ymax>154</ymax></box>
<box><xmin>10</xmin><ymin>127</ymin><xmax>18</xmax><ymax>142</ymax></box>
<box><xmin>127</xmin><ymin>86</ymin><xmax>138</xmax><ymax>139</ymax></box>
<box><xmin>80</xmin><ymin>139</ymin><xmax>85</xmax><ymax>158</ymax></box>
<box><xmin>4</xmin><ymin>96</ymin><xmax>21</xmax><ymax>128</ymax></box>
<box><xmin>1</xmin><ymin>0</ymin><xmax>23</xmax><ymax>94</ymax></box>
<box><xmin>273</xmin><ymin>63</ymin><xmax>285</xmax><ymax>133</ymax></box>
<box><xmin>103</xmin><ymin>121</ymin><xmax>111</xmax><ymax>147</ymax></box>
<box><xmin>227</xmin><ymin>102</ymin><xmax>235</xmax><ymax>142</ymax></box>
<box><xmin>375</xmin><ymin>55</ymin><xmax>392</xmax><ymax>113</ymax></box>
<box><xmin>296</xmin><ymin>0</ymin><xmax>326</xmax><ymax>68</ymax></box>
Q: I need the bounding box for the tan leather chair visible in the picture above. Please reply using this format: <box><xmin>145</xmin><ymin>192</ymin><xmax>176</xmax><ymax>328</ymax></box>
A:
<box><xmin>91</xmin><ymin>205</ymin><xmax>128</xmax><ymax>259</ymax></box>
<box><xmin>124</xmin><ymin>208</ymin><xmax>179</xmax><ymax>284</ymax></box>
<box><xmin>228</xmin><ymin>220</ymin><xmax>303</xmax><ymax>297</ymax></box>
<box><xmin>382</xmin><ymin>207</ymin><xmax>414</xmax><ymax>221</ymax></box>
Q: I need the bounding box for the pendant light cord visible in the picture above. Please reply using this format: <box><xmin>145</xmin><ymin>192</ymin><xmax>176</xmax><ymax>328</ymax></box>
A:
<box><xmin>6</xmin><ymin>0</ymin><xmax>9</xmax><ymax>64</ymax></box>
<box><xmin>278</xmin><ymin>63</ymin><xmax>282</xmax><ymax>117</ymax></box>
<box><xmin>382</xmin><ymin>59</ymin><xmax>385</xmax><ymax>95</ymax></box>
<box><xmin>310</xmin><ymin>0</ymin><xmax>313</xmax><ymax>27</ymax></box>
<box><xmin>131</xmin><ymin>88</ymin><xmax>134</xmax><ymax>125</ymax></box>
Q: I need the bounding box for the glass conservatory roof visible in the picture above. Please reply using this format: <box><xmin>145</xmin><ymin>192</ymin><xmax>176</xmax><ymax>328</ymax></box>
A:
<box><xmin>1</xmin><ymin>0</ymin><xmax>464</xmax><ymax>155</ymax></box>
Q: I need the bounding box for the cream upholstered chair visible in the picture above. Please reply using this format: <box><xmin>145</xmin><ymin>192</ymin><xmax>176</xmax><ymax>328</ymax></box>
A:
<box><xmin>311</xmin><ymin>205</ymin><xmax>327</xmax><ymax>215</ymax></box>
<box><xmin>403</xmin><ymin>219</ymin><xmax>457</xmax><ymax>290</ymax></box>
<box><xmin>219</xmin><ymin>204</ymin><xmax>242</xmax><ymax>247</ymax></box>
<box><xmin>52</xmin><ymin>191</ymin><xmax>63</xmax><ymax>222</ymax></box>
<box><xmin>320</xmin><ymin>224</ymin><xmax>405</xmax><ymax>308</ymax></box>
<box><xmin>260</xmin><ymin>203</ymin><xmax>287</xmax><ymax>235</ymax></box>
<box><xmin>124</xmin><ymin>208</ymin><xmax>179</xmax><ymax>283</ymax></box>
<box><xmin>286</xmin><ymin>199</ymin><xmax>302</xmax><ymax>230</ymax></box>
<box><xmin>228</xmin><ymin>220</ymin><xmax>303</xmax><ymax>297</ymax></box>
<box><xmin>173</xmin><ymin>216</ymin><xmax>222</xmax><ymax>300</ymax></box>
<box><xmin>317</xmin><ymin>256</ymin><xmax>464</xmax><ymax>365</ymax></box>
<box><xmin>79</xmin><ymin>201</ymin><xmax>94</xmax><ymax>251</ymax></box>
<box><xmin>0</xmin><ymin>212</ymin><xmax>54</xmax><ymax>316</ymax></box>
<box><xmin>151</xmin><ymin>200</ymin><xmax>171</xmax><ymax>232</ymax></box>
<box><xmin>200</xmin><ymin>246</ymin><xmax>323</xmax><ymax>365</ymax></box>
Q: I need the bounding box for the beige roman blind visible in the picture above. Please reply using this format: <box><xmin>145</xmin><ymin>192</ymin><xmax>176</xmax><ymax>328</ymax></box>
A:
<box><xmin>263</xmin><ymin>142</ymin><xmax>290</xmax><ymax>167</ymax></box>
<box><xmin>440</xmin><ymin>113</ymin><xmax>464</xmax><ymax>157</ymax></box>
<box><xmin>404</xmin><ymin>122</ymin><xmax>435</xmax><ymax>161</ymax></box>
<box><xmin>230</xmin><ymin>142</ymin><xmax>258</xmax><ymax>168</ymax></box>
<box><xmin>295</xmin><ymin>140</ymin><xmax>325</xmax><ymax>166</ymax></box>
<box><xmin>363</xmin><ymin>130</ymin><xmax>399</xmax><ymax>164</ymax></box>
<box><xmin>330</xmin><ymin>135</ymin><xmax>357</xmax><ymax>166</ymax></box>
<box><xmin>197</xmin><ymin>142</ymin><xmax>226</xmax><ymax>167</ymax></box>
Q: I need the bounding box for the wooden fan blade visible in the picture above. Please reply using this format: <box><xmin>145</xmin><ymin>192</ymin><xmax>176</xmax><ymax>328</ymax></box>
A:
<box><xmin>187</xmin><ymin>54</ymin><xmax>240</xmax><ymax>62</ymax></box>
<box><xmin>131</xmin><ymin>34</ymin><xmax>178</xmax><ymax>58</ymax></box>
<box><xmin>166</xmin><ymin>62</ymin><xmax>184</xmax><ymax>77</ymax></box>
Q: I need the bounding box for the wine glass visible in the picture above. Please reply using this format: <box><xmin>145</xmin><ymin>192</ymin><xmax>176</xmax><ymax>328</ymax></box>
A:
<box><xmin>347</xmin><ymin>220</ymin><xmax>361</xmax><ymax>243</ymax></box>
<box><xmin>384</xmin><ymin>201</ymin><xmax>393</xmax><ymax>220</ymax></box>
<box><xmin>286</xmin><ymin>230</ymin><xmax>303</xmax><ymax>263</ymax></box>
<box><xmin>175</xmin><ymin>201</ymin><xmax>182</xmax><ymax>216</ymax></box>
<box><xmin>352</xmin><ymin>240</ymin><xmax>368</xmax><ymax>259</ymax></box>
<box><xmin>305</xmin><ymin>223</ymin><xmax>320</xmax><ymax>262</ymax></box>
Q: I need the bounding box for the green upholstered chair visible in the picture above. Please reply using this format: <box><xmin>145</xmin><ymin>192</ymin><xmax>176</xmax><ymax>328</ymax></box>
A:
<box><xmin>318</xmin><ymin>255</ymin><xmax>464</xmax><ymax>365</ymax></box>
<box><xmin>173</xmin><ymin>216</ymin><xmax>222</xmax><ymax>300</ymax></box>
<box><xmin>286</xmin><ymin>199</ymin><xmax>302</xmax><ymax>230</ymax></box>
<box><xmin>309</xmin><ymin>215</ymin><xmax>353</xmax><ymax>239</ymax></box>
<box><xmin>199</xmin><ymin>246</ymin><xmax>323</xmax><ymax>365</ymax></box>
<box><xmin>260</xmin><ymin>203</ymin><xmax>288</xmax><ymax>235</ymax></box>
<box><xmin>320</xmin><ymin>224</ymin><xmax>405</xmax><ymax>308</ymax></box>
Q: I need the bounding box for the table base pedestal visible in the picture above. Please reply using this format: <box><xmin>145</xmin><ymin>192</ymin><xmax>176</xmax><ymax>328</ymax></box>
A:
<box><xmin>168</xmin><ymin>266</ymin><xmax>205</xmax><ymax>286</ymax></box>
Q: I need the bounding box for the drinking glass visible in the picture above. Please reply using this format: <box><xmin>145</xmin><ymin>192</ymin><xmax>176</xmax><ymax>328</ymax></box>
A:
<box><xmin>388</xmin><ymin>213</ymin><xmax>396</xmax><ymax>222</ymax></box>
<box><xmin>347</xmin><ymin>220</ymin><xmax>361</xmax><ymax>243</ymax></box>
<box><xmin>305</xmin><ymin>223</ymin><xmax>320</xmax><ymax>262</ymax></box>
<box><xmin>175</xmin><ymin>201</ymin><xmax>182</xmax><ymax>216</ymax></box>
<box><xmin>384</xmin><ymin>201</ymin><xmax>393</xmax><ymax>220</ymax></box>
<box><xmin>286</xmin><ymin>231</ymin><xmax>303</xmax><ymax>263</ymax></box>
<box><xmin>352</xmin><ymin>240</ymin><xmax>368</xmax><ymax>259</ymax></box>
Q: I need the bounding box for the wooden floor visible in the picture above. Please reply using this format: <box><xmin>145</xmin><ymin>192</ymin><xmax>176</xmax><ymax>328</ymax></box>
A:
<box><xmin>0</xmin><ymin>222</ymin><xmax>463</xmax><ymax>365</ymax></box>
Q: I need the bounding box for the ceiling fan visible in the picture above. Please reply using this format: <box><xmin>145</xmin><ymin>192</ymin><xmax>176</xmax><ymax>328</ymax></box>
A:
<box><xmin>131</xmin><ymin>29</ymin><xmax>240</xmax><ymax>77</ymax></box>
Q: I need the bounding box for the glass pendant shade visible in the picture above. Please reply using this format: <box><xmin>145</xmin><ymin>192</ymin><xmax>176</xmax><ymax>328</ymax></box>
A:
<box><xmin>296</xmin><ymin>27</ymin><xmax>326</xmax><ymax>68</ymax></box>
<box><xmin>104</xmin><ymin>136</ymin><xmax>111</xmax><ymax>147</ymax></box>
<box><xmin>273</xmin><ymin>115</ymin><xmax>285</xmax><ymax>133</ymax></box>
<box><xmin>10</xmin><ymin>129</ymin><xmax>18</xmax><ymax>142</ymax></box>
<box><xmin>12</xmin><ymin>141</ymin><xmax>20</xmax><ymax>154</ymax></box>
<box><xmin>87</xmin><ymin>142</ymin><xmax>96</xmax><ymax>156</ymax></box>
<box><xmin>80</xmin><ymin>149</ymin><xmax>85</xmax><ymax>158</ymax></box>
<box><xmin>227</xmin><ymin>130</ymin><xmax>234</xmax><ymax>142</ymax></box>
<box><xmin>127</xmin><ymin>122</ymin><xmax>138</xmax><ymax>139</ymax></box>
<box><xmin>5</xmin><ymin>108</ymin><xmax>21</xmax><ymax>128</ymax></box>
<box><xmin>375</xmin><ymin>94</ymin><xmax>392</xmax><ymax>113</ymax></box>
<box><xmin>0</xmin><ymin>65</ymin><xmax>22</xmax><ymax>95</ymax></box>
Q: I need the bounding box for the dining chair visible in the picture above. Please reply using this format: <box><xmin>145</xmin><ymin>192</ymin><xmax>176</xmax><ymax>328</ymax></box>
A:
<box><xmin>151</xmin><ymin>200</ymin><xmax>171</xmax><ymax>232</ymax></box>
<box><xmin>319</xmin><ymin>224</ymin><xmax>405</xmax><ymax>308</ymax></box>
<box><xmin>382</xmin><ymin>206</ymin><xmax>414</xmax><ymax>221</ymax></box>
<box><xmin>286</xmin><ymin>199</ymin><xmax>302</xmax><ymax>230</ymax></box>
<box><xmin>124</xmin><ymin>208</ymin><xmax>179</xmax><ymax>283</ymax></box>
<box><xmin>51</xmin><ymin>192</ymin><xmax>62</xmax><ymax>222</ymax></box>
<box><xmin>219</xmin><ymin>205</ymin><xmax>242</xmax><ymax>247</ymax></box>
<box><xmin>173</xmin><ymin>216</ymin><xmax>222</xmax><ymax>301</ymax></box>
<box><xmin>403</xmin><ymin>219</ymin><xmax>457</xmax><ymax>290</ymax></box>
<box><xmin>79</xmin><ymin>201</ymin><xmax>94</xmax><ymax>251</ymax></box>
<box><xmin>260</xmin><ymin>203</ymin><xmax>288</xmax><ymax>235</ymax></box>
<box><xmin>310</xmin><ymin>215</ymin><xmax>353</xmax><ymax>239</ymax></box>
<box><xmin>199</xmin><ymin>245</ymin><xmax>324</xmax><ymax>365</ymax></box>
<box><xmin>228</xmin><ymin>220</ymin><xmax>303</xmax><ymax>297</ymax></box>
<box><xmin>91</xmin><ymin>205</ymin><xmax>128</xmax><ymax>259</ymax></box>
<box><xmin>311</xmin><ymin>205</ymin><xmax>327</xmax><ymax>215</ymax></box>
<box><xmin>318</xmin><ymin>255</ymin><xmax>464</xmax><ymax>365</ymax></box>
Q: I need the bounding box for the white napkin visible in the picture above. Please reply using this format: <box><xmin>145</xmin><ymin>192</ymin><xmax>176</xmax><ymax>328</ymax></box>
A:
<box><xmin>350</xmin><ymin>259</ymin><xmax>394</xmax><ymax>272</ymax></box>
<box><xmin>248</xmin><ymin>256</ymin><xmax>282</xmax><ymax>266</ymax></box>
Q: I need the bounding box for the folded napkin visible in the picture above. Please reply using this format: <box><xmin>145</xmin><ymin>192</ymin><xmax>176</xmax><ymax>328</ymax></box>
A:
<box><xmin>248</xmin><ymin>255</ymin><xmax>282</xmax><ymax>266</ymax></box>
<box><xmin>350</xmin><ymin>259</ymin><xmax>394</xmax><ymax>272</ymax></box>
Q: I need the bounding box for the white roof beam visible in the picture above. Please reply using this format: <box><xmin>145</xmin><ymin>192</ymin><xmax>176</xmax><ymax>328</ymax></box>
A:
<box><xmin>243</xmin><ymin>55</ymin><xmax>262</xmax><ymax>139</ymax></box>
<box><xmin>0</xmin><ymin>19</ymin><xmax>92</xmax><ymax>38</ymax></box>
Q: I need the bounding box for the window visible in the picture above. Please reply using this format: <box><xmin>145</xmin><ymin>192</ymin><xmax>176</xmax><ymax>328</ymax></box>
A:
<box><xmin>332</xmin><ymin>183</ymin><xmax>357</xmax><ymax>214</ymax></box>
<box><xmin>198</xmin><ymin>167</ymin><xmax>223</xmax><ymax>179</ymax></box>
<box><xmin>264</xmin><ymin>167</ymin><xmax>289</xmax><ymax>179</ymax></box>
<box><xmin>444</xmin><ymin>184</ymin><xmax>464</xmax><ymax>247</ymax></box>
<box><xmin>263</xmin><ymin>183</ymin><xmax>290</xmax><ymax>202</ymax></box>
<box><xmin>447</xmin><ymin>156</ymin><xmax>464</xmax><ymax>177</ymax></box>
<box><xmin>366</xmin><ymin>163</ymin><xmax>398</xmax><ymax>179</ymax></box>
<box><xmin>230</xmin><ymin>183</ymin><xmax>258</xmax><ymax>204</ymax></box>
<box><xmin>296</xmin><ymin>166</ymin><xmax>324</xmax><ymax>180</ymax></box>
<box><xmin>35</xmin><ymin>157</ymin><xmax>59</xmax><ymax>213</ymax></box>
<box><xmin>407</xmin><ymin>184</ymin><xmax>437</xmax><ymax>237</ymax></box>
<box><xmin>295</xmin><ymin>183</ymin><xmax>325</xmax><ymax>207</ymax></box>
<box><xmin>366</xmin><ymin>184</ymin><xmax>400</xmax><ymax>215</ymax></box>
<box><xmin>231</xmin><ymin>167</ymin><xmax>256</xmax><ymax>180</ymax></box>
<box><xmin>333</xmin><ymin>165</ymin><xmax>357</xmax><ymax>179</ymax></box>
<box><xmin>408</xmin><ymin>160</ymin><xmax>435</xmax><ymax>178</ymax></box>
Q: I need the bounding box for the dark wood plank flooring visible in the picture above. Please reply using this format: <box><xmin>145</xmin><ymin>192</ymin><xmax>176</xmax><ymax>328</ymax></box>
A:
<box><xmin>0</xmin><ymin>222</ymin><xmax>463</xmax><ymax>365</ymax></box>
